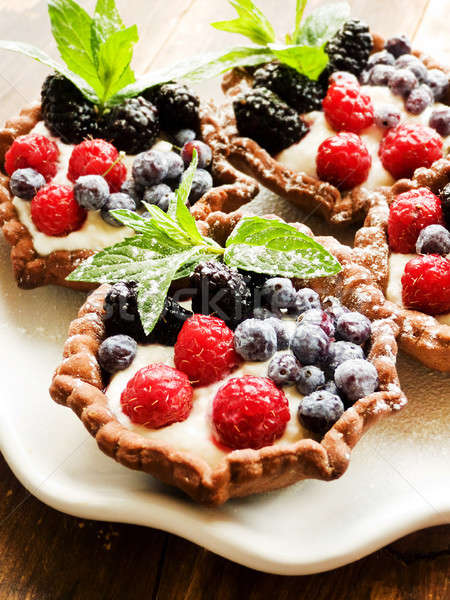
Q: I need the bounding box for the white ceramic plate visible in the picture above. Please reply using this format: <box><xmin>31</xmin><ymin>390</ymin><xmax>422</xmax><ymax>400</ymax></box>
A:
<box><xmin>1</xmin><ymin>176</ymin><xmax>449</xmax><ymax>575</ymax></box>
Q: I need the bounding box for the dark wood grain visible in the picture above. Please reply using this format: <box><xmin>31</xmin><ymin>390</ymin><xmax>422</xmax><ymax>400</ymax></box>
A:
<box><xmin>0</xmin><ymin>1</ymin><xmax>449</xmax><ymax>598</ymax></box>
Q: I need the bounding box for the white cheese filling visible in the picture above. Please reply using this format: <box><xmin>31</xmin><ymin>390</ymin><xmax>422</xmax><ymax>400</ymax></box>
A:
<box><xmin>276</xmin><ymin>85</ymin><xmax>450</xmax><ymax>191</ymax></box>
<box><xmin>12</xmin><ymin>121</ymin><xmax>172</xmax><ymax>256</ymax></box>
<box><xmin>386</xmin><ymin>253</ymin><xmax>450</xmax><ymax>325</ymax></box>
<box><xmin>106</xmin><ymin>321</ymin><xmax>309</xmax><ymax>468</ymax></box>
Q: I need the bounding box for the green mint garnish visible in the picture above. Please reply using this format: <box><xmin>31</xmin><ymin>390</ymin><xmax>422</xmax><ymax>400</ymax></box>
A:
<box><xmin>212</xmin><ymin>0</ymin><xmax>276</xmax><ymax>45</ymax></box>
<box><xmin>68</xmin><ymin>153</ymin><xmax>341</xmax><ymax>335</ymax></box>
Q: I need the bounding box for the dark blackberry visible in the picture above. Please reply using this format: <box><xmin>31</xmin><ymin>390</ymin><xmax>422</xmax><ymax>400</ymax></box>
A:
<box><xmin>253</xmin><ymin>62</ymin><xmax>325</xmax><ymax>113</ymax></box>
<box><xmin>190</xmin><ymin>261</ymin><xmax>252</xmax><ymax>329</ymax></box>
<box><xmin>325</xmin><ymin>19</ymin><xmax>373</xmax><ymax>77</ymax></box>
<box><xmin>103</xmin><ymin>282</ymin><xmax>191</xmax><ymax>345</ymax></box>
<box><xmin>41</xmin><ymin>73</ymin><xmax>98</xmax><ymax>144</ymax></box>
<box><xmin>102</xmin><ymin>96</ymin><xmax>159</xmax><ymax>154</ymax></box>
<box><xmin>233</xmin><ymin>87</ymin><xmax>308</xmax><ymax>154</ymax></box>
<box><xmin>144</xmin><ymin>82</ymin><xmax>200</xmax><ymax>132</ymax></box>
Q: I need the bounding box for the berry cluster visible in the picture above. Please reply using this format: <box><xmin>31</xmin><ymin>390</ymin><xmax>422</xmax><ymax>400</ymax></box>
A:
<box><xmin>102</xmin><ymin>267</ymin><xmax>380</xmax><ymax>450</ymax></box>
<box><xmin>5</xmin><ymin>130</ymin><xmax>213</xmax><ymax>236</ymax></box>
<box><xmin>388</xmin><ymin>186</ymin><xmax>450</xmax><ymax>315</ymax></box>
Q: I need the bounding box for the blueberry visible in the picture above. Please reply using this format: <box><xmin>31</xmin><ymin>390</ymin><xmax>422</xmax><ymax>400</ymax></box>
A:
<box><xmin>298</xmin><ymin>391</ymin><xmax>344</xmax><ymax>435</ymax></box>
<box><xmin>429</xmin><ymin>108</ymin><xmax>450</xmax><ymax>137</ymax></box>
<box><xmin>173</xmin><ymin>128</ymin><xmax>196</xmax><ymax>146</ymax></box>
<box><xmin>405</xmin><ymin>84</ymin><xmax>433</xmax><ymax>115</ymax></box>
<box><xmin>334</xmin><ymin>358</ymin><xmax>379</xmax><ymax>403</ymax></box>
<box><xmin>121</xmin><ymin>178</ymin><xmax>144</xmax><ymax>208</ymax></box>
<box><xmin>395</xmin><ymin>55</ymin><xmax>427</xmax><ymax>82</ymax></box>
<box><xmin>321</xmin><ymin>380</ymin><xmax>340</xmax><ymax>396</ymax></box>
<box><xmin>132</xmin><ymin>150</ymin><xmax>169</xmax><ymax>186</ymax></box>
<box><xmin>267</xmin><ymin>353</ymin><xmax>301</xmax><ymax>386</ymax></box>
<box><xmin>101</xmin><ymin>193</ymin><xmax>136</xmax><ymax>226</ymax></box>
<box><xmin>298</xmin><ymin>308</ymin><xmax>335</xmax><ymax>338</ymax></box>
<box><xmin>374</xmin><ymin>105</ymin><xmax>402</xmax><ymax>129</ymax></box>
<box><xmin>426</xmin><ymin>69</ymin><xmax>449</xmax><ymax>101</ymax></box>
<box><xmin>143</xmin><ymin>183</ymin><xmax>174</xmax><ymax>212</ymax></box>
<box><xmin>234</xmin><ymin>318</ymin><xmax>277</xmax><ymax>361</ymax></box>
<box><xmin>253</xmin><ymin>306</ymin><xmax>282</xmax><ymax>320</ymax></box>
<box><xmin>9</xmin><ymin>168</ymin><xmax>45</xmax><ymax>200</ymax></box>
<box><xmin>165</xmin><ymin>151</ymin><xmax>184</xmax><ymax>179</ymax></box>
<box><xmin>324</xmin><ymin>341</ymin><xmax>365</xmax><ymax>377</ymax></box>
<box><xmin>74</xmin><ymin>174</ymin><xmax>109</xmax><ymax>210</ymax></box>
<box><xmin>291</xmin><ymin>324</ymin><xmax>329</xmax><ymax>366</ymax></box>
<box><xmin>368</xmin><ymin>64</ymin><xmax>395</xmax><ymax>86</ymax></box>
<box><xmin>385</xmin><ymin>35</ymin><xmax>411</xmax><ymax>58</ymax></box>
<box><xmin>416</xmin><ymin>224</ymin><xmax>450</xmax><ymax>255</ymax></box>
<box><xmin>292</xmin><ymin>288</ymin><xmax>321</xmax><ymax>315</ymax></box>
<box><xmin>98</xmin><ymin>334</ymin><xmax>137</xmax><ymax>373</ymax></box>
<box><xmin>336</xmin><ymin>312</ymin><xmax>371</xmax><ymax>345</ymax></box>
<box><xmin>296</xmin><ymin>365</ymin><xmax>325</xmax><ymax>395</ymax></box>
<box><xmin>322</xmin><ymin>296</ymin><xmax>349</xmax><ymax>324</ymax></box>
<box><xmin>265</xmin><ymin>317</ymin><xmax>290</xmax><ymax>350</ymax></box>
<box><xmin>188</xmin><ymin>168</ymin><xmax>213</xmax><ymax>203</ymax></box>
<box><xmin>388</xmin><ymin>68</ymin><xmax>417</xmax><ymax>97</ymax></box>
<box><xmin>262</xmin><ymin>277</ymin><xmax>296</xmax><ymax>310</ymax></box>
<box><xmin>367</xmin><ymin>50</ymin><xmax>395</xmax><ymax>68</ymax></box>
<box><xmin>181</xmin><ymin>140</ymin><xmax>212</xmax><ymax>169</ymax></box>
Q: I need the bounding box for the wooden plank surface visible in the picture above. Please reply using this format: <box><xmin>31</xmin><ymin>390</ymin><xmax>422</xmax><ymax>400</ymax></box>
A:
<box><xmin>0</xmin><ymin>1</ymin><xmax>449</xmax><ymax>598</ymax></box>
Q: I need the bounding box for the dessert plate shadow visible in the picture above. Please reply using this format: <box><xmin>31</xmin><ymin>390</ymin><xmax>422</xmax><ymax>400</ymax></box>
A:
<box><xmin>0</xmin><ymin>189</ymin><xmax>449</xmax><ymax>576</ymax></box>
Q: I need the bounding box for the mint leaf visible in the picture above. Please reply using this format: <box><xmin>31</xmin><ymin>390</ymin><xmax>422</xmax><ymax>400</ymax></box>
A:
<box><xmin>96</xmin><ymin>25</ymin><xmax>137</xmax><ymax>103</ymax></box>
<box><xmin>269</xmin><ymin>43</ymin><xmax>328</xmax><ymax>80</ymax></box>
<box><xmin>294</xmin><ymin>2</ymin><xmax>350</xmax><ymax>46</ymax></box>
<box><xmin>212</xmin><ymin>0</ymin><xmax>275</xmax><ymax>45</ymax></box>
<box><xmin>0</xmin><ymin>40</ymin><xmax>99</xmax><ymax>102</ymax></box>
<box><xmin>224</xmin><ymin>216</ymin><xmax>341</xmax><ymax>278</ymax></box>
<box><xmin>290</xmin><ymin>0</ymin><xmax>307</xmax><ymax>43</ymax></box>
<box><xmin>91</xmin><ymin>0</ymin><xmax>125</xmax><ymax>57</ymax></box>
<box><xmin>48</xmin><ymin>0</ymin><xmax>103</xmax><ymax>98</ymax></box>
<box><xmin>111</xmin><ymin>45</ymin><xmax>273</xmax><ymax>103</ymax></box>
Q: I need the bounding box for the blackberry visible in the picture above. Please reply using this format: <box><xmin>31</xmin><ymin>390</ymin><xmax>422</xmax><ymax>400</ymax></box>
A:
<box><xmin>233</xmin><ymin>87</ymin><xmax>308</xmax><ymax>154</ymax></box>
<box><xmin>253</xmin><ymin>62</ymin><xmax>325</xmax><ymax>113</ymax></box>
<box><xmin>325</xmin><ymin>19</ymin><xmax>373</xmax><ymax>77</ymax></box>
<box><xmin>41</xmin><ymin>73</ymin><xmax>98</xmax><ymax>143</ymax></box>
<box><xmin>190</xmin><ymin>261</ymin><xmax>252</xmax><ymax>329</ymax></box>
<box><xmin>103</xmin><ymin>281</ymin><xmax>192</xmax><ymax>345</ymax></box>
<box><xmin>102</xmin><ymin>96</ymin><xmax>159</xmax><ymax>154</ymax></box>
<box><xmin>145</xmin><ymin>82</ymin><xmax>200</xmax><ymax>132</ymax></box>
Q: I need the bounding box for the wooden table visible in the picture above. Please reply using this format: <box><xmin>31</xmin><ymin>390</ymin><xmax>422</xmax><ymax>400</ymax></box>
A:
<box><xmin>0</xmin><ymin>1</ymin><xmax>449</xmax><ymax>597</ymax></box>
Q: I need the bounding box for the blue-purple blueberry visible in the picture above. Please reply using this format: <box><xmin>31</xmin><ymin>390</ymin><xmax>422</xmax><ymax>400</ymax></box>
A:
<box><xmin>74</xmin><ymin>174</ymin><xmax>109</xmax><ymax>210</ymax></box>
<box><xmin>188</xmin><ymin>169</ymin><xmax>213</xmax><ymax>203</ymax></box>
<box><xmin>143</xmin><ymin>183</ymin><xmax>174</xmax><ymax>212</ymax></box>
<box><xmin>296</xmin><ymin>365</ymin><xmax>325</xmax><ymax>395</ymax></box>
<box><xmin>181</xmin><ymin>140</ymin><xmax>212</xmax><ymax>169</ymax></box>
<box><xmin>395</xmin><ymin>55</ymin><xmax>427</xmax><ymax>81</ymax></box>
<box><xmin>367</xmin><ymin>50</ymin><xmax>395</xmax><ymax>68</ymax></box>
<box><xmin>415</xmin><ymin>224</ymin><xmax>450</xmax><ymax>255</ymax></box>
<box><xmin>426</xmin><ymin>69</ymin><xmax>449</xmax><ymax>100</ymax></box>
<box><xmin>385</xmin><ymin>35</ymin><xmax>411</xmax><ymax>58</ymax></box>
<box><xmin>267</xmin><ymin>353</ymin><xmax>301</xmax><ymax>386</ymax></box>
<box><xmin>405</xmin><ymin>84</ymin><xmax>434</xmax><ymax>114</ymax></box>
<box><xmin>374</xmin><ymin>105</ymin><xmax>402</xmax><ymax>129</ymax></box>
<box><xmin>334</xmin><ymin>358</ymin><xmax>379</xmax><ymax>403</ymax></box>
<box><xmin>265</xmin><ymin>317</ymin><xmax>290</xmax><ymax>350</ymax></box>
<box><xmin>298</xmin><ymin>390</ymin><xmax>344</xmax><ymax>435</ymax></box>
<box><xmin>388</xmin><ymin>68</ymin><xmax>417</xmax><ymax>97</ymax></box>
<box><xmin>429</xmin><ymin>108</ymin><xmax>450</xmax><ymax>137</ymax></box>
<box><xmin>9</xmin><ymin>168</ymin><xmax>45</xmax><ymax>200</ymax></box>
<box><xmin>262</xmin><ymin>277</ymin><xmax>296</xmax><ymax>309</ymax></box>
<box><xmin>101</xmin><ymin>193</ymin><xmax>136</xmax><ymax>226</ymax></box>
<box><xmin>336</xmin><ymin>311</ymin><xmax>371</xmax><ymax>345</ymax></box>
<box><xmin>324</xmin><ymin>341</ymin><xmax>365</xmax><ymax>377</ymax></box>
<box><xmin>98</xmin><ymin>334</ymin><xmax>137</xmax><ymax>373</ymax></box>
<box><xmin>292</xmin><ymin>288</ymin><xmax>321</xmax><ymax>315</ymax></box>
<box><xmin>291</xmin><ymin>323</ymin><xmax>330</xmax><ymax>366</ymax></box>
<box><xmin>132</xmin><ymin>150</ymin><xmax>169</xmax><ymax>186</ymax></box>
<box><xmin>368</xmin><ymin>64</ymin><xmax>395</xmax><ymax>86</ymax></box>
<box><xmin>298</xmin><ymin>309</ymin><xmax>335</xmax><ymax>338</ymax></box>
<box><xmin>234</xmin><ymin>318</ymin><xmax>277</xmax><ymax>361</ymax></box>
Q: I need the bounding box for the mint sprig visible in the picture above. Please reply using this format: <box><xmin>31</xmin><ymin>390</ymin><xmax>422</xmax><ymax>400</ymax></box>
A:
<box><xmin>68</xmin><ymin>156</ymin><xmax>341</xmax><ymax>335</ymax></box>
<box><xmin>212</xmin><ymin>0</ymin><xmax>275</xmax><ymax>45</ymax></box>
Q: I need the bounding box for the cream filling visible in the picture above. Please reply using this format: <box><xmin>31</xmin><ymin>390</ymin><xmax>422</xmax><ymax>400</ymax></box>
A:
<box><xmin>13</xmin><ymin>121</ymin><xmax>173</xmax><ymax>256</ymax></box>
<box><xmin>276</xmin><ymin>85</ymin><xmax>450</xmax><ymax>191</ymax></box>
<box><xmin>386</xmin><ymin>253</ymin><xmax>450</xmax><ymax>325</ymax></box>
<box><xmin>106</xmin><ymin>325</ymin><xmax>309</xmax><ymax>468</ymax></box>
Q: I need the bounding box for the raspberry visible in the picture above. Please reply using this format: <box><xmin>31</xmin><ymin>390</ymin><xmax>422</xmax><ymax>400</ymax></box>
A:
<box><xmin>388</xmin><ymin>188</ymin><xmax>443</xmax><ymax>253</ymax></box>
<box><xmin>322</xmin><ymin>82</ymin><xmax>374</xmax><ymax>133</ymax></box>
<box><xmin>5</xmin><ymin>134</ymin><xmax>60</xmax><ymax>182</ymax></box>
<box><xmin>316</xmin><ymin>132</ymin><xmax>371</xmax><ymax>190</ymax></box>
<box><xmin>174</xmin><ymin>314</ymin><xmax>241</xmax><ymax>386</ymax></box>
<box><xmin>401</xmin><ymin>255</ymin><xmax>450</xmax><ymax>315</ymax></box>
<box><xmin>30</xmin><ymin>184</ymin><xmax>86</xmax><ymax>236</ymax></box>
<box><xmin>379</xmin><ymin>124</ymin><xmax>443</xmax><ymax>180</ymax></box>
<box><xmin>68</xmin><ymin>139</ymin><xmax>126</xmax><ymax>192</ymax></box>
<box><xmin>212</xmin><ymin>375</ymin><xmax>290</xmax><ymax>450</ymax></box>
<box><xmin>121</xmin><ymin>364</ymin><xmax>193</xmax><ymax>429</ymax></box>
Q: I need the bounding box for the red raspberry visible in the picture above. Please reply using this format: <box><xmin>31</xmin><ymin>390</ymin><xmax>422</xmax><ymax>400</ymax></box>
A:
<box><xmin>68</xmin><ymin>139</ymin><xmax>126</xmax><ymax>192</ymax></box>
<box><xmin>174</xmin><ymin>314</ymin><xmax>241</xmax><ymax>386</ymax></box>
<box><xmin>379</xmin><ymin>124</ymin><xmax>443</xmax><ymax>179</ymax></box>
<box><xmin>328</xmin><ymin>71</ymin><xmax>359</xmax><ymax>87</ymax></box>
<box><xmin>402</xmin><ymin>254</ymin><xmax>450</xmax><ymax>315</ymax></box>
<box><xmin>323</xmin><ymin>82</ymin><xmax>374</xmax><ymax>133</ymax></box>
<box><xmin>5</xmin><ymin>134</ymin><xmax>59</xmax><ymax>182</ymax></box>
<box><xmin>121</xmin><ymin>363</ymin><xmax>193</xmax><ymax>429</ymax></box>
<box><xmin>316</xmin><ymin>132</ymin><xmax>371</xmax><ymax>190</ymax></box>
<box><xmin>388</xmin><ymin>188</ymin><xmax>443</xmax><ymax>253</ymax></box>
<box><xmin>31</xmin><ymin>183</ymin><xmax>86</xmax><ymax>236</ymax></box>
<box><xmin>212</xmin><ymin>375</ymin><xmax>290</xmax><ymax>450</ymax></box>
